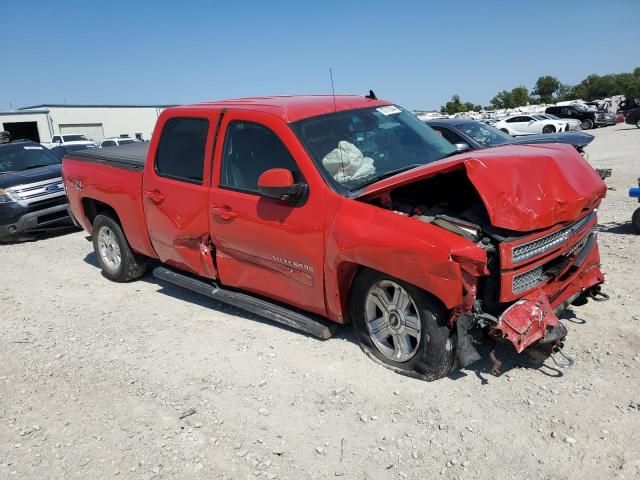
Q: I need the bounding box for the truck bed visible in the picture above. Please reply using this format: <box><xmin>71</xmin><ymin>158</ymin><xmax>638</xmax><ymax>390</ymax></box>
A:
<box><xmin>66</xmin><ymin>143</ymin><xmax>148</xmax><ymax>171</ymax></box>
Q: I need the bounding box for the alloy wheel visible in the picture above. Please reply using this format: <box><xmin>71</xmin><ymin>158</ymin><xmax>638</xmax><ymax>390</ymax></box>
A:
<box><xmin>97</xmin><ymin>226</ymin><xmax>122</xmax><ymax>271</ymax></box>
<box><xmin>364</xmin><ymin>280</ymin><xmax>421</xmax><ymax>362</ymax></box>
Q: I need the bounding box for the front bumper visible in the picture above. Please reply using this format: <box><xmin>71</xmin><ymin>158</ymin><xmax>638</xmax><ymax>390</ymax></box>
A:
<box><xmin>492</xmin><ymin>231</ymin><xmax>604</xmax><ymax>352</ymax></box>
<box><xmin>0</xmin><ymin>203</ymin><xmax>71</xmax><ymax>238</ymax></box>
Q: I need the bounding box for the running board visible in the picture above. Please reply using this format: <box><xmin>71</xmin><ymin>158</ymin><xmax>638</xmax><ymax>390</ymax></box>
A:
<box><xmin>152</xmin><ymin>267</ymin><xmax>335</xmax><ymax>340</ymax></box>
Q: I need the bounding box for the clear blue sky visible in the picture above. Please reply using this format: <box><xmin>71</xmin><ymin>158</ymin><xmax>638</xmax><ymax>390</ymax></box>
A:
<box><xmin>1</xmin><ymin>0</ymin><xmax>638</xmax><ymax>111</ymax></box>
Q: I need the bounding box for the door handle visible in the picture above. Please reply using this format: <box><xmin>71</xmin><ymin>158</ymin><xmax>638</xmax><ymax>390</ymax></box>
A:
<box><xmin>144</xmin><ymin>190</ymin><xmax>165</xmax><ymax>203</ymax></box>
<box><xmin>211</xmin><ymin>205</ymin><xmax>238</xmax><ymax>220</ymax></box>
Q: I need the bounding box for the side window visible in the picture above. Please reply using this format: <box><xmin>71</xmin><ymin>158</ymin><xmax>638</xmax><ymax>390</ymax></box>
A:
<box><xmin>433</xmin><ymin>126</ymin><xmax>465</xmax><ymax>145</ymax></box>
<box><xmin>220</xmin><ymin>121</ymin><xmax>302</xmax><ymax>193</ymax></box>
<box><xmin>560</xmin><ymin>107</ymin><xmax>569</xmax><ymax>115</ymax></box>
<box><xmin>101</xmin><ymin>140</ymin><xmax>116</xmax><ymax>147</ymax></box>
<box><xmin>52</xmin><ymin>136</ymin><xmax>61</xmax><ymax>143</ymax></box>
<box><xmin>155</xmin><ymin>117</ymin><xmax>209</xmax><ymax>184</ymax></box>
<box><xmin>506</xmin><ymin>117</ymin><xmax>521</xmax><ymax>123</ymax></box>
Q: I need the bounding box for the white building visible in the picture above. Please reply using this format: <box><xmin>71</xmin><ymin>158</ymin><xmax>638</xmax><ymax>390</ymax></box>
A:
<box><xmin>0</xmin><ymin>104</ymin><xmax>175</xmax><ymax>143</ymax></box>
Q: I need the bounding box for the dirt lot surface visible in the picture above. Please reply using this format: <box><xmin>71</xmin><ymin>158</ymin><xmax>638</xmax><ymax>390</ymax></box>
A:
<box><xmin>1</xmin><ymin>124</ymin><xmax>639</xmax><ymax>480</ymax></box>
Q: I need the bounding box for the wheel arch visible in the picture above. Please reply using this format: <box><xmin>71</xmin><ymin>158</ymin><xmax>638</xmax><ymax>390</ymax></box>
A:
<box><xmin>331</xmin><ymin>260</ymin><xmax>455</xmax><ymax>324</ymax></box>
<box><xmin>81</xmin><ymin>197</ymin><xmax>122</xmax><ymax>232</ymax></box>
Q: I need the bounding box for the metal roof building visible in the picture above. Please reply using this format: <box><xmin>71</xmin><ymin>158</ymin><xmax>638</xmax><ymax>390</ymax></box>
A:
<box><xmin>0</xmin><ymin>104</ymin><xmax>175</xmax><ymax>143</ymax></box>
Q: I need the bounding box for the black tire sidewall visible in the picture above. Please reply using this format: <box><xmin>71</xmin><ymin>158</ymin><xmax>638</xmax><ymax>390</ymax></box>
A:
<box><xmin>632</xmin><ymin>208</ymin><xmax>640</xmax><ymax>234</ymax></box>
<box><xmin>543</xmin><ymin>125</ymin><xmax>555</xmax><ymax>134</ymax></box>
<box><xmin>582</xmin><ymin>119</ymin><xmax>594</xmax><ymax>129</ymax></box>
<box><xmin>350</xmin><ymin>270</ymin><xmax>455</xmax><ymax>379</ymax></box>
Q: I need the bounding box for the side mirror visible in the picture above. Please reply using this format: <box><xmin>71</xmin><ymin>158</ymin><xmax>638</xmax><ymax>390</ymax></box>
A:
<box><xmin>258</xmin><ymin>168</ymin><xmax>306</xmax><ymax>203</ymax></box>
<box><xmin>454</xmin><ymin>142</ymin><xmax>471</xmax><ymax>152</ymax></box>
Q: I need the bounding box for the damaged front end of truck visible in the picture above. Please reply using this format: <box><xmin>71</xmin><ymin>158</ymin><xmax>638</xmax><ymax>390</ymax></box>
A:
<box><xmin>358</xmin><ymin>144</ymin><xmax>608</xmax><ymax>371</ymax></box>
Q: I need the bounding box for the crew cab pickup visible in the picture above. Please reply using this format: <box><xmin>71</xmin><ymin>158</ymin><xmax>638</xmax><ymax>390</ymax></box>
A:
<box><xmin>62</xmin><ymin>95</ymin><xmax>607</xmax><ymax>380</ymax></box>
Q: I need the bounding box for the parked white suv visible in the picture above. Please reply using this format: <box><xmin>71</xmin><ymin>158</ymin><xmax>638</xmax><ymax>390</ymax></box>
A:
<box><xmin>48</xmin><ymin>134</ymin><xmax>97</xmax><ymax>149</ymax></box>
<box><xmin>98</xmin><ymin>137</ymin><xmax>138</xmax><ymax>148</ymax></box>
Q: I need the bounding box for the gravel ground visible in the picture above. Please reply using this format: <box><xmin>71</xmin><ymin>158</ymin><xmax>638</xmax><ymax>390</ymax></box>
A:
<box><xmin>1</xmin><ymin>124</ymin><xmax>639</xmax><ymax>480</ymax></box>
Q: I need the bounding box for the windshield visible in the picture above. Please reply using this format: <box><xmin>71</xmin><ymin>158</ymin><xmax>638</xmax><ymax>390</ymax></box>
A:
<box><xmin>63</xmin><ymin>134</ymin><xmax>89</xmax><ymax>142</ymax></box>
<box><xmin>532</xmin><ymin>115</ymin><xmax>548</xmax><ymax>121</ymax></box>
<box><xmin>457</xmin><ymin>121</ymin><xmax>513</xmax><ymax>147</ymax></box>
<box><xmin>291</xmin><ymin>106</ymin><xmax>456</xmax><ymax>192</ymax></box>
<box><xmin>0</xmin><ymin>143</ymin><xmax>60</xmax><ymax>173</ymax></box>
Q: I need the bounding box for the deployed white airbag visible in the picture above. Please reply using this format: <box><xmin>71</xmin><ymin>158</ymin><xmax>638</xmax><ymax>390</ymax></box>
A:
<box><xmin>322</xmin><ymin>141</ymin><xmax>376</xmax><ymax>183</ymax></box>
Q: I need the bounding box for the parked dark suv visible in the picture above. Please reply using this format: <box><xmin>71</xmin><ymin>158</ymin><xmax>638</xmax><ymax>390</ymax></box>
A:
<box><xmin>0</xmin><ymin>138</ymin><xmax>71</xmax><ymax>241</ymax></box>
<box><xmin>545</xmin><ymin>104</ymin><xmax>615</xmax><ymax>130</ymax></box>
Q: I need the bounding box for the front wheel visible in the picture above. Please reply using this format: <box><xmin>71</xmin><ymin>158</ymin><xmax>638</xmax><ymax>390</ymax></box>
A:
<box><xmin>542</xmin><ymin>125</ymin><xmax>556</xmax><ymax>134</ymax></box>
<box><xmin>92</xmin><ymin>214</ymin><xmax>147</xmax><ymax>282</ymax></box>
<box><xmin>350</xmin><ymin>270</ymin><xmax>456</xmax><ymax>381</ymax></box>
<box><xmin>581</xmin><ymin>118</ymin><xmax>594</xmax><ymax>129</ymax></box>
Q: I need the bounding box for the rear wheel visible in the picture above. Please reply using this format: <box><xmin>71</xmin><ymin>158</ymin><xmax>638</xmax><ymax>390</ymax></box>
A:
<box><xmin>542</xmin><ymin>125</ymin><xmax>556</xmax><ymax>134</ymax></box>
<box><xmin>92</xmin><ymin>214</ymin><xmax>147</xmax><ymax>282</ymax></box>
<box><xmin>581</xmin><ymin>118</ymin><xmax>594</xmax><ymax>129</ymax></box>
<box><xmin>635</xmin><ymin>118</ymin><xmax>640</xmax><ymax>129</ymax></box>
<box><xmin>350</xmin><ymin>269</ymin><xmax>456</xmax><ymax>381</ymax></box>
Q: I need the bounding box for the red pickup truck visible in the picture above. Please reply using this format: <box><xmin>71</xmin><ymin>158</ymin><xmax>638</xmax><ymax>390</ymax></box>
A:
<box><xmin>62</xmin><ymin>95</ymin><xmax>607</xmax><ymax>380</ymax></box>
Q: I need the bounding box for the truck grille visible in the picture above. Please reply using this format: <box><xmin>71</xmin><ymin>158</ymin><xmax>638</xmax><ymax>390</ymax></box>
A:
<box><xmin>511</xmin><ymin>211</ymin><xmax>594</xmax><ymax>265</ymax></box>
<box><xmin>6</xmin><ymin>177</ymin><xmax>65</xmax><ymax>205</ymax></box>
<box><xmin>512</xmin><ymin>266</ymin><xmax>548</xmax><ymax>294</ymax></box>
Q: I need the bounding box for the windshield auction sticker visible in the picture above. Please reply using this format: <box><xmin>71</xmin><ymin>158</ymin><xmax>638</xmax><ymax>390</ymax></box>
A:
<box><xmin>376</xmin><ymin>106</ymin><xmax>402</xmax><ymax>115</ymax></box>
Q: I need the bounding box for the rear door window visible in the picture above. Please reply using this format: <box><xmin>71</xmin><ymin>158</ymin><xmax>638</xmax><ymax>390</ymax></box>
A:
<box><xmin>155</xmin><ymin>117</ymin><xmax>209</xmax><ymax>184</ymax></box>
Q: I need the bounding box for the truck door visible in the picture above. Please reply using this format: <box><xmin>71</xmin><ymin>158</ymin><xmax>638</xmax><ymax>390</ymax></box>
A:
<box><xmin>142</xmin><ymin>112</ymin><xmax>219</xmax><ymax>278</ymax></box>
<box><xmin>209</xmin><ymin>111</ymin><xmax>327</xmax><ymax>316</ymax></box>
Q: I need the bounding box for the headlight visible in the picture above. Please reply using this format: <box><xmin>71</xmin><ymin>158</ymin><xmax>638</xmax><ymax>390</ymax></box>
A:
<box><xmin>0</xmin><ymin>188</ymin><xmax>16</xmax><ymax>204</ymax></box>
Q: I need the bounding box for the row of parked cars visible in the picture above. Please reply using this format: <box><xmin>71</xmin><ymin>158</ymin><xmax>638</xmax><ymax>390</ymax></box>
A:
<box><xmin>46</xmin><ymin>134</ymin><xmax>142</xmax><ymax>159</ymax></box>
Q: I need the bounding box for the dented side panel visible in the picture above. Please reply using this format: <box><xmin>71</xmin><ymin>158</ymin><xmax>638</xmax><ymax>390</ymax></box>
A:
<box><xmin>323</xmin><ymin>197</ymin><xmax>487</xmax><ymax>322</ymax></box>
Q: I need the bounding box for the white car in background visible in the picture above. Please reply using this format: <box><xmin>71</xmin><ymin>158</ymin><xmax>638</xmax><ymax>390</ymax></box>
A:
<box><xmin>98</xmin><ymin>137</ymin><xmax>138</xmax><ymax>148</ymax></box>
<box><xmin>538</xmin><ymin>113</ymin><xmax>582</xmax><ymax>131</ymax></box>
<box><xmin>493</xmin><ymin>114</ymin><xmax>568</xmax><ymax>136</ymax></box>
<box><xmin>47</xmin><ymin>134</ymin><xmax>97</xmax><ymax>149</ymax></box>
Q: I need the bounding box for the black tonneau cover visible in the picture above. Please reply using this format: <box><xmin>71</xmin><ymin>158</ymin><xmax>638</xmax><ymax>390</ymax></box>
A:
<box><xmin>65</xmin><ymin>142</ymin><xmax>148</xmax><ymax>171</ymax></box>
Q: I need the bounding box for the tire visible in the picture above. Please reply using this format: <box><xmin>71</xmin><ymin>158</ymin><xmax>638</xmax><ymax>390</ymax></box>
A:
<box><xmin>350</xmin><ymin>269</ymin><xmax>456</xmax><ymax>381</ymax></box>
<box><xmin>92</xmin><ymin>213</ymin><xmax>147</xmax><ymax>282</ymax></box>
<box><xmin>632</xmin><ymin>207</ymin><xmax>640</xmax><ymax>234</ymax></box>
<box><xmin>581</xmin><ymin>118</ymin><xmax>594</xmax><ymax>130</ymax></box>
<box><xmin>636</xmin><ymin>119</ymin><xmax>640</xmax><ymax>129</ymax></box>
<box><xmin>542</xmin><ymin>125</ymin><xmax>556</xmax><ymax>134</ymax></box>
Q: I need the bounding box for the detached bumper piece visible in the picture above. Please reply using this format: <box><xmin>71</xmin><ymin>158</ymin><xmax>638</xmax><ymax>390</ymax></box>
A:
<box><xmin>496</xmin><ymin>291</ymin><xmax>562</xmax><ymax>353</ymax></box>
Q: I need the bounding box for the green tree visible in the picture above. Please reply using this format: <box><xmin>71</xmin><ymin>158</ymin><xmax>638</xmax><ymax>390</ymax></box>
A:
<box><xmin>440</xmin><ymin>95</ymin><xmax>482</xmax><ymax>114</ymax></box>
<box><xmin>510</xmin><ymin>86</ymin><xmax>531</xmax><ymax>107</ymax></box>
<box><xmin>490</xmin><ymin>86</ymin><xmax>530</xmax><ymax>109</ymax></box>
<box><xmin>555</xmin><ymin>83</ymin><xmax>576</xmax><ymax>101</ymax></box>
<box><xmin>532</xmin><ymin>76</ymin><xmax>561</xmax><ymax>103</ymax></box>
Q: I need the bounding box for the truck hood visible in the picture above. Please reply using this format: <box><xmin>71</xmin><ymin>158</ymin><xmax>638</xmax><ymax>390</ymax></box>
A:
<box><xmin>358</xmin><ymin>143</ymin><xmax>606</xmax><ymax>232</ymax></box>
<box><xmin>0</xmin><ymin>164</ymin><xmax>62</xmax><ymax>189</ymax></box>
